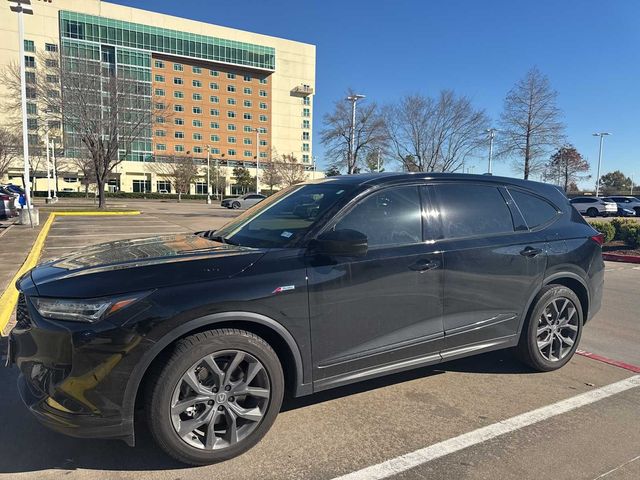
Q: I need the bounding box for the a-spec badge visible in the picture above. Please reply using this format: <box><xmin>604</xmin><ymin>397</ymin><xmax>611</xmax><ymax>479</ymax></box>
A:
<box><xmin>272</xmin><ymin>285</ymin><xmax>295</xmax><ymax>294</ymax></box>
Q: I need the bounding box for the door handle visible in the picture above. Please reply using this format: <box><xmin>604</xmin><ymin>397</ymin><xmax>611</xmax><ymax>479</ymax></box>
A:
<box><xmin>520</xmin><ymin>246</ymin><xmax>543</xmax><ymax>257</ymax></box>
<box><xmin>409</xmin><ymin>259</ymin><xmax>440</xmax><ymax>272</ymax></box>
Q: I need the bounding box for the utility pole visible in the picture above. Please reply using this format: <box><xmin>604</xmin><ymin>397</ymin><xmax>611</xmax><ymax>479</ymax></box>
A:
<box><xmin>253</xmin><ymin>128</ymin><xmax>261</xmax><ymax>193</ymax></box>
<box><xmin>593</xmin><ymin>132</ymin><xmax>611</xmax><ymax>196</ymax></box>
<box><xmin>486</xmin><ymin>128</ymin><xmax>497</xmax><ymax>174</ymax></box>
<box><xmin>206</xmin><ymin>145</ymin><xmax>211</xmax><ymax>204</ymax></box>
<box><xmin>377</xmin><ymin>147</ymin><xmax>382</xmax><ymax>172</ymax></box>
<box><xmin>45</xmin><ymin>130</ymin><xmax>51</xmax><ymax>201</ymax></box>
<box><xmin>51</xmin><ymin>138</ymin><xmax>57</xmax><ymax>201</ymax></box>
<box><xmin>346</xmin><ymin>94</ymin><xmax>365</xmax><ymax>174</ymax></box>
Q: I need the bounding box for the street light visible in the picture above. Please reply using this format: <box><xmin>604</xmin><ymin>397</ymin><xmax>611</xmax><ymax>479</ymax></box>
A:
<box><xmin>346</xmin><ymin>94</ymin><xmax>365</xmax><ymax>174</ymax></box>
<box><xmin>206</xmin><ymin>145</ymin><xmax>211</xmax><ymax>204</ymax></box>
<box><xmin>593</xmin><ymin>132</ymin><xmax>611</xmax><ymax>196</ymax></box>
<box><xmin>252</xmin><ymin>128</ymin><xmax>261</xmax><ymax>194</ymax></box>
<box><xmin>486</xmin><ymin>128</ymin><xmax>498</xmax><ymax>174</ymax></box>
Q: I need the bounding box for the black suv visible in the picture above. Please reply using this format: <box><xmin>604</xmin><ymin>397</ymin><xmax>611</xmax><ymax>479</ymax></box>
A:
<box><xmin>8</xmin><ymin>173</ymin><xmax>604</xmax><ymax>465</ymax></box>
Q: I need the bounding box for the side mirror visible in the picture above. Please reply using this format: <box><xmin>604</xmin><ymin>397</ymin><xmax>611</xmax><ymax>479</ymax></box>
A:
<box><xmin>311</xmin><ymin>229</ymin><xmax>368</xmax><ymax>257</ymax></box>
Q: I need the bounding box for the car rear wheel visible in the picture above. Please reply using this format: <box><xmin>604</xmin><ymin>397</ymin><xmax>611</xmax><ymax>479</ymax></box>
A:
<box><xmin>232</xmin><ymin>201</ymin><xmax>241</xmax><ymax>209</ymax></box>
<box><xmin>146</xmin><ymin>328</ymin><xmax>284</xmax><ymax>465</ymax></box>
<box><xmin>516</xmin><ymin>285</ymin><xmax>583</xmax><ymax>372</ymax></box>
<box><xmin>586</xmin><ymin>207</ymin><xmax>599</xmax><ymax>218</ymax></box>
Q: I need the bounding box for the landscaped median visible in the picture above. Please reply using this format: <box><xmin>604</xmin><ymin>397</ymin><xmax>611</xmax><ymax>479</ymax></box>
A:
<box><xmin>590</xmin><ymin>218</ymin><xmax>640</xmax><ymax>264</ymax></box>
<box><xmin>0</xmin><ymin>211</ymin><xmax>141</xmax><ymax>335</ymax></box>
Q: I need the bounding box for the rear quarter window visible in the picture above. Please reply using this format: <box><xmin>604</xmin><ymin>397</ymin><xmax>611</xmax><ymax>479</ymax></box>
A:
<box><xmin>509</xmin><ymin>189</ymin><xmax>559</xmax><ymax>229</ymax></box>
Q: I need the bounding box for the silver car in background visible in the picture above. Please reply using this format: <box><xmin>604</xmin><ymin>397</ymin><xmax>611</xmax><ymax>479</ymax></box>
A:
<box><xmin>569</xmin><ymin>196</ymin><xmax>618</xmax><ymax>217</ymax></box>
<box><xmin>220</xmin><ymin>193</ymin><xmax>266</xmax><ymax>209</ymax></box>
<box><xmin>602</xmin><ymin>196</ymin><xmax>640</xmax><ymax>217</ymax></box>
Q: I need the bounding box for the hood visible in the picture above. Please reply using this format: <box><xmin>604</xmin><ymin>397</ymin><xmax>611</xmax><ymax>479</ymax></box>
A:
<box><xmin>27</xmin><ymin>234</ymin><xmax>266</xmax><ymax>298</ymax></box>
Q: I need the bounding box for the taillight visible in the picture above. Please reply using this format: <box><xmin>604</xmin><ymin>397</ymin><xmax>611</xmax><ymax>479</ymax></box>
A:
<box><xmin>590</xmin><ymin>233</ymin><xmax>605</xmax><ymax>245</ymax></box>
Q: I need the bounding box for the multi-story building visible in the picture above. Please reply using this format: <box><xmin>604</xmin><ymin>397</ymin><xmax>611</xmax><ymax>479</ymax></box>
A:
<box><xmin>0</xmin><ymin>0</ymin><xmax>316</xmax><ymax>195</ymax></box>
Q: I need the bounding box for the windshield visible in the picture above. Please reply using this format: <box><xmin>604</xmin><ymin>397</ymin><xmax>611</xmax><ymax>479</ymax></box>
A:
<box><xmin>213</xmin><ymin>182</ymin><xmax>353</xmax><ymax>248</ymax></box>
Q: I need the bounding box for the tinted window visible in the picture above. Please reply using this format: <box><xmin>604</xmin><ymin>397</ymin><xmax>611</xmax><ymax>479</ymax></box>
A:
<box><xmin>510</xmin><ymin>189</ymin><xmax>558</xmax><ymax>229</ymax></box>
<box><xmin>335</xmin><ymin>186</ymin><xmax>422</xmax><ymax>247</ymax></box>
<box><xmin>433</xmin><ymin>184</ymin><xmax>513</xmax><ymax>238</ymax></box>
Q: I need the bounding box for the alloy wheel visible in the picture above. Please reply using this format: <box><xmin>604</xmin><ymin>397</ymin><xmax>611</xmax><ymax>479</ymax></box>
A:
<box><xmin>536</xmin><ymin>297</ymin><xmax>579</xmax><ymax>362</ymax></box>
<box><xmin>170</xmin><ymin>350</ymin><xmax>271</xmax><ymax>450</ymax></box>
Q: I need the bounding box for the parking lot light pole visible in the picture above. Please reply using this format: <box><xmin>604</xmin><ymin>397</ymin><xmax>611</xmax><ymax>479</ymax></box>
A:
<box><xmin>51</xmin><ymin>138</ymin><xmax>57</xmax><ymax>201</ymax></box>
<box><xmin>253</xmin><ymin>128</ymin><xmax>260</xmax><ymax>194</ymax></box>
<box><xmin>45</xmin><ymin>131</ymin><xmax>51</xmax><ymax>201</ymax></box>
<box><xmin>346</xmin><ymin>94</ymin><xmax>365</xmax><ymax>174</ymax></box>
<box><xmin>593</xmin><ymin>132</ymin><xmax>611</xmax><ymax>197</ymax></box>
<box><xmin>486</xmin><ymin>128</ymin><xmax>498</xmax><ymax>174</ymax></box>
<box><xmin>206</xmin><ymin>146</ymin><xmax>211</xmax><ymax>204</ymax></box>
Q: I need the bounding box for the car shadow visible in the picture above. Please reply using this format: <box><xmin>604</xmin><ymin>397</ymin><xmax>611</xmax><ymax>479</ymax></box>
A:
<box><xmin>0</xmin><ymin>349</ymin><xmax>532</xmax><ymax>474</ymax></box>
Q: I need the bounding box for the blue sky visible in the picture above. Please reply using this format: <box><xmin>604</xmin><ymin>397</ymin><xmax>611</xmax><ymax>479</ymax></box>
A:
<box><xmin>113</xmin><ymin>0</ymin><xmax>639</xmax><ymax>186</ymax></box>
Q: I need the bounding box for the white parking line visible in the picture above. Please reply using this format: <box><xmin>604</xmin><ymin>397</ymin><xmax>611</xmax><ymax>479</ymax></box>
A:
<box><xmin>47</xmin><ymin>232</ymin><xmax>185</xmax><ymax>238</ymax></box>
<box><xmin>331</xmin><ymin>375</ymin><xmax>640</xmax><ymax>480</ymax></box>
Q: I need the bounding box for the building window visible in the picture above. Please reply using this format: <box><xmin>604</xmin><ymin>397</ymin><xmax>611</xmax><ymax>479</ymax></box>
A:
<box><xmin>174</xmin><ymin>104</ymin><xmax>184</xmax><ymax>112</ymax></box>
<box><xmin>155</xmin><ymin>74</ymin><xmax>165</xmax><ymax>82</ymax></box>
<box><xmin>210</xmin><ymin>82</ymin><xmax>219</xmax><ymax>90</ymax></box>
<box><xmin>192</xmin><ymin>66</ymin><xmax>202</xmax><ymax>74</ymax></box>
<box><xmin>25</xmin><ymin>72</ymin><xmax>36</xmax><ymax>83</ymax></box>
<box><xmin>24</xmin><ymin>56</ymin><xmax>35</xmax><ymax>68</ymax></box>
<box><xmin>47</xmin><ymin>89</ymin><xmax>59</xmax><ymax>99</ymax></box>
<box><xmin>303</xmin><ymin>108</ymin><xmax>310</xmax><ymax>117</ymax></box>
<box><xmin>157</xmin><ymin>180</ymin><xmax>171</xmax><ymax>192</ymax></box>
<box><xmin>155</xmin><ymin>88</ymin><xmax>165</xmax><ymax>96</ymax></box>
<box><xmin>194</xmin><ymin>146</ymin><xmax>203</xmax><ymax>153</ymax></box>
<box><xmin>244</xmin><ymin>100</ymin><xmax>252</xmax><ymax>107</ymax></box>
<box><xmin>193</xmin><ymin>119</ymin><xmax>203</xmax><ymax>127</ymax></box>
<box><xmin>259</xmin><ymin>90</ymin><xmax>267</xmax><ymax>97</ymax></box>
<box><xmin>192</xmin><ymin>79</ymin><xmax>202</xmax><ymax>88</ymax></box>
<box><xmin>27</xmin><ymin>118</ymin><xmax>38</xmax><ymax>130</ymax></box>
<box><xmin>303</xmin><ymin>96</ymin><xmax>311</xmax><ymax>105</ymax></box>
<box><xmin>193</xmin><ymin>106</ymin><xmax>202</xmax><ymax>114</ymax></box>
<box><xmin>45</xmin><ymin>59</ymin><xmax>58</xmax><ymax>68</ymax></box>
<box><xmin>243</xmin><ymin>113</ymin><xmax>252</xmax><ymax>120</ymax></box>
<box><xmin>243</xmin><ymin>125</ymin><xmax>252</xmax><ymax>133</ymax></box>
<box><xmin>228</xmin><ymin>124</ymin><xmax>237</xmax><ymax>131</ymax></box>
<box><xmin>228</xmin><ymin>111</ymin><xmax>236</xmax><ymax>118</ymax></box>
<box><xmin>210</xmin><ymin>95</ymin><xmax>219</xmax><ymax>103</ymax></box>
<box><xmin>48</xmin><ymin>120</ymin><xmax>61</xmax><ymax>130</ymax></box>
<box><xmin>259</xmin><ymin>78</ymin><xmax>268</xmax><ymax>84</ymax></box>
<box><xmin>210</xmin><ymin>109</ymin><xmax>219</xmax><ymax>116</ymax></box>
<box><xmin>155</xmin><ymin>102</ymin><xmax>166</xmax><ymax>110</ymax></box>
<box><xmin>174</xmin><ymin>63</ymin><xmax>183</xmax><ymax>71</ymax></box>
<box><xmin>259</xmin><ymin>114</ymin><xmax>267</xmax><ymax>122</ymax></box>
<box><xmin>174</xmin><ymin>77</ymin><xmax>183</xmax><ymax>85</ymax></box>
<box><xmin>211</xmin><ymin>134</ymin><xmax>220</xmax><ymax>142</ymax></box>
<box><xmin>155</xmin><ymin>129</ymin><xmax>166</xmax><ymax>137</ymax></box>
<box><xmin>193</xmin><ymin>132</ymin><xmax>203</xmax><ymax>140</ymax></box>
<box><xmin>24</xmin><ymin>40</ymin><xmax>35</xmax><ymax>52</ymax></box>
<box><xmin>175</xmin><ymin>118</ymin><xmax>184</xmax><ymax>125</ymax></box>
<box><xmin>26</xmin><ymin>103</ymin><xmax>37</xmax><ymax>115</ymax></box>
<box><xmin>228</xmin><ymin>136</ymin><xmax>236</xmax><ymax>143</ymax></box>
<box><xmin>244</xmin><ymin>150</ymin><xmax>253</xmax><ymax>157</ymax></box>
<box><xmin>175</xmin><ymin>131</ymin><xmax>185</xmax><ymax>139</ymax></box>
<box><xmin>210</xmin><ymin>121</ymin><xmax>219</xmax><ymax>129</ymax></box>
<box><xmin>243</xmin><ymin>74</ymin><xmax>252</xmax><ymax>82</ymax></box>
<box><xmin>227</xmin><ymin>73</ymin><xmax>236</xmax><ymax>79</ymax></box>
<box><xmin>210</xmin><ymin>69</ymin><xmax>219</xmax><ymax>77</ymax></box>
<box><xmin>193</xmin><ymin>93</ymin><xmax>202</xmax><ymax>101</ymax></box>
<box><xmin>132</xmin><ymin>180</ymin><xmax>151</xmax><ymax>193</ymax></box>
<box><xmin>195</xmin><ymin>182</ymin><xmax>207</xmax><ymax>194</ymax></box>
<box><xmin>156</xmin><ymin>144</ymin><xmax>167</xmax><ymax>151</ymax></box>
<box><xmin>156</xmin><ymin>116</ymin><xmax>166</xmax><ymax>124</ymax></box>
<box><xmin>45</xmin><ymin>43</ymin><xmax>58</xmax><ymax>53</ymax></box>
<box><xmin>227</xmin><ymin>98</ymin><xmax>237</xmax><ymax>105</ymax></box>
<box><xmin>259</xmin><ymin>102</ymin><xmax>267</xmax><ymax>110</ymax></box>
<box><xmin>154</xmin><ymin>59</ymin><xmax>165</xmax><ymax>68</ymax></box>
<box><xmin>227</xmin><ymin>85</ymin><xmax>236</xmax><ymax>93</ymax></box>
<box><xmin>228</xmin><ymin>149</ymin><xmax>236</xmax><ymax>156</ymax></box>
<box><xmin>243</xmin><ymin>138</ymin><xmax>252</xmax><ymax>145</ymax></box>
<box><xmin>260</xmin><ymin>139</ymin><xmax>268</xmax><ymax>146</ymax></box>
<box><xmin>175</xmin><ymin>145</ymin><xmax>185</xmax><ymax>152</ymax></box>
<box><xmin>211</xmin><ymin>147</ymin><xmax>221</xmax><ymax>154</ymax></box>
<box><xmin>174</xmin><ymin>91</ymin><xmax>184</xmax><ymax>98</ymax></box>
<box><xmin>302</xmin><ymin>154</ymin><xmax>310</xmax><ymax>163</ymax></box>
<box><xmin>302</xmin><ymin>143</ymin><xmax>310</xmax><ymax>152</ymax></box>
<box><xmin>260</xmin><ymin>151</ymin><xmax>267</xmax><ymax>158</ymax></box>
<box><xmin>258</xmin><ymin>127</ymin><xmax>267</xmax><ymax>134</ymax></box>
<box><xmin>243</xmin><ymin>87</ymin><xmax>252</xmax><ymax>95</ymax></box>
<box><xmin>302</xmin><ymin>132</ymin><xmax>310</xmax><ymax>140</ymax></box>
<box><xmin>303</xmin><ymin>120</ymin><xmax>310</xmax><ymax>129</ymax></box>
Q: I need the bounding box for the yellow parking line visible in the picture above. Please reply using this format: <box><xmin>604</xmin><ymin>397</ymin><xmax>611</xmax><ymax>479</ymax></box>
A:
<box><xmin>0</xmin><ymin>211</ymin><xmax>140</xmax><ymax>335</ymax></box>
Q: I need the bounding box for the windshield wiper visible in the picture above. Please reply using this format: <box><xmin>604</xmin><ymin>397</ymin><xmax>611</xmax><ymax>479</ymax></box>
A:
<box><xmin>203</xmin><ymin>234</ymin><xmax>240</xmax><ymax>246</ymax></box>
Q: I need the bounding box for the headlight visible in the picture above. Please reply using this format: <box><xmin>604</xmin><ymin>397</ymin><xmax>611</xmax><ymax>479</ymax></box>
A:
<box><xmin>32</xmin><ymin>292</ymin><xmax>149</xmax><ymax>323</ymax></box>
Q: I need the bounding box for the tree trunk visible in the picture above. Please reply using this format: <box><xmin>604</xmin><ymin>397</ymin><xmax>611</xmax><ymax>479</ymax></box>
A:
<box><xmin>524</xmin><ymin>134</ymin><xmax>531</xmax><ymax>180</ymax></box>
<box><xmin>97</xmin><ymin>180</ymin><xmax>106</xmax><ymax>208</ymax></box>
<box><xmin>85</xmin><ymin>182</ymin><xmax>89</xmax><ymax>198</ymax></box>
<box><xmin>178</xmin><ymin>192</ymin><xmax>182</xmax><ymax>203</ymax></box>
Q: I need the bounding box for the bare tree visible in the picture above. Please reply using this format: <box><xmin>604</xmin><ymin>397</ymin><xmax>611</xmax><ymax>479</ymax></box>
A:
<box><xmin>261</xmin><ymin>159</ymin><xmax>282</xmax><ymax>192</ymax></box>
<box><xmin>0</xmin><ymin>128</ymin><xmax>20</xmax><ymax>180</ymax></box>
<box><xmin>71</xmin><ymin>156</ymin><xmax>96</xmax><ymax>197</ymax></box>
<box><xmin>384</xmin><ymin>91</ymin><xmax>489</xmax><ymax>173</ymax></box>
<box><xmin>321</xmin><ymin>89</ymin><xmax>387</xmax><ymax>174</ymax></box>
<box><xmin>274</xmin><ymin>153</ymin><xmax>308</xmax><ymax>187</ymax></box>
<box><xmin>544</xmin><ymin>145</ymin><xmax>590</xmax><ymax>192</ymax></box>
<box><xmin>151</xmin><ymin>156</ymin><xmax>198</xmax><ymax>202</ymax></box>
<box><xmin>498</xmin><ymin>67</ymin><xmax>565</xmax><ymax>179</ymax></box>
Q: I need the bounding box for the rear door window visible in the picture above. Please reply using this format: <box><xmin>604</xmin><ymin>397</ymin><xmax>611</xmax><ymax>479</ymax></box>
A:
<box><xmin>509</xmin><ymin>189</ymin><xmax>559</xmax><ymax>229</ymax></box>
<box><xmin>432</xmin><ymin>184</ymin><xmax>514</xmax><ymax>239</ymax></box>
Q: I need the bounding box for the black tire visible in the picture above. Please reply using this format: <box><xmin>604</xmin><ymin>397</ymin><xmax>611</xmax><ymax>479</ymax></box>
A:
<box><xmin>231</xmin><ymin>202</ymin><xmax>241</xmax><ymax>210</ymax></box>
<box><xmin>516</xmin><ymin>285</ymin><xmax>583</xmax><ymax>372</ymax></box>
<box><xmin>586</xmin><ymin>207</ymin><xmax>599</xmax><ymax>218</ymax></box>
<box><xmin>146</xmin><ymin>328</ymin><xmax>284</xmax><ymax>465</ymax></box>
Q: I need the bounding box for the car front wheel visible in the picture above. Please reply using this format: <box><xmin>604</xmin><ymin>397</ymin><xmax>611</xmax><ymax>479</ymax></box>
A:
<box><xmin>516</xmin><ymin>285</ymin><xmax>583</xmax><ymax>372</ymax></box>
<box><xmin>586</xmin><ymin>207</ymin><xmax>599</xmax><ymax>217</ymax></box>
<box><xmin>231</xmin><ymin>202</ymin><xmax>241</xmax><ymax>209</ymax></box>
<box><xmin>146</xmin><ymin>328</ymin><xmax>284</xmax><ymax>465</ymax></box>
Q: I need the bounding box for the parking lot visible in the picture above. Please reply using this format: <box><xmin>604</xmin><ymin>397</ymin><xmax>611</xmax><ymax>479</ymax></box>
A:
<box><xmin>0</xmin><ymin>202</ymin><xmax>639</xmax><ymax>480</ymax></box>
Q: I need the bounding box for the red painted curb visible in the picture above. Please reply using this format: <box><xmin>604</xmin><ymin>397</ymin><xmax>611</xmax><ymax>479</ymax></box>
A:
<box><xmin>602</xmin><ymin>253</ymin><xmax>640</xmax><ymax>264</ymax></box>
<box><xmin>577</xmin><ymin>349</ymin><xmax>640</xmax><ymax>374</ymax></box>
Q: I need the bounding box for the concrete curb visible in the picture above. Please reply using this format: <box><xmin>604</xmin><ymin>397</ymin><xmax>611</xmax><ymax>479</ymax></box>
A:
<box><xmin>0</xmin><ymin>211</ymin><xmax>140</xmax><ymax>335</ymax></box>
<box><xmin>602</xmin><ymin>253</ymin><xmax>640</xmax><ymax>264</ymax></box>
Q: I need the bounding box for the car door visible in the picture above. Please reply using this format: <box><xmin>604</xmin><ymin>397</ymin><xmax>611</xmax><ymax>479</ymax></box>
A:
<box><xmin>428</xmin><ymin>183</ymin><xmax>547</xmax><ymax>355</ymax></box>
<box><xmin>307</xmin><ymin>185</ymin><xmax>444</xmax><ymax>389</ymax></box>
<box><xmin>244</xmin><ymin>195</ymin><xmax>262</xmax><ymax>208</ymax></box>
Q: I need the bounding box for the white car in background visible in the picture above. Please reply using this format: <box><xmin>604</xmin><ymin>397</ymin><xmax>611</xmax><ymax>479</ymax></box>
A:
<box><xmin>602</xmin><ymin>196</ymin><xmax>640</xmax><ymax>216</ymax></box>
<box><xmin>569</xmin><ymin>196</ymin><xmax>617</xmax><ymax>217</ymax></box>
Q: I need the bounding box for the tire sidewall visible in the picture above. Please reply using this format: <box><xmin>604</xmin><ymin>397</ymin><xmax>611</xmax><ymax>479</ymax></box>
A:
<box><xmin>232</xmin><ymin>202</ymin><xmax>241</xmax><ymax>209</ymax></box>
<box><xmin>149</xmin><ymin>331</ymin><xmax>284</xmax><ymax>465</ymax></box>
<box><xmin>522</xmin><ymin>286</ymin><xmax>583</xmax><ymax>371</ymax></box>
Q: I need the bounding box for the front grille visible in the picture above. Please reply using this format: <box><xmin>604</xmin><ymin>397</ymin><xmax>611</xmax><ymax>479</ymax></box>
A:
<box><xmin>15</xmin><ymin>293</ymin><xmax>31</xmax><ymax>329</ymax></box>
